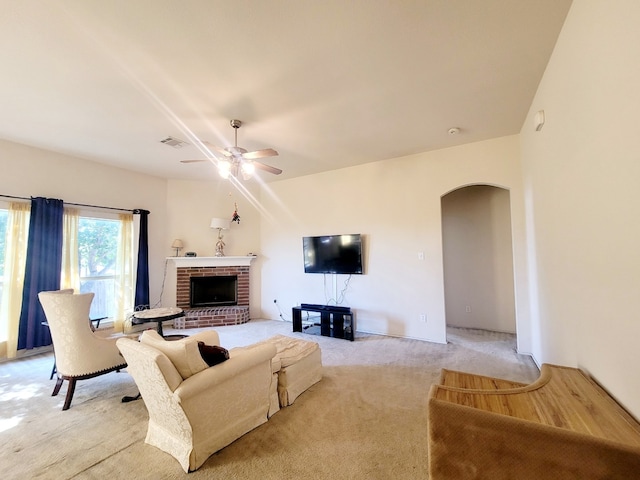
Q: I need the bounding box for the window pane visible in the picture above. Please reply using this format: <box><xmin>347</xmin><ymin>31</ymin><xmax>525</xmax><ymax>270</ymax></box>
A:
<box><xmin>78</xmin><ymin>218</ymin><xmax>119</xmax><ymax>278</ymax></box>
<box><xmin>80</xmin><ymin>277</ymin><xmax>116</xmax><ymax>319</ymax></box>
<box><xmin>78</xmin><ymin>217</ymin><xmax>120</xmax><ymax>319</ymax></box>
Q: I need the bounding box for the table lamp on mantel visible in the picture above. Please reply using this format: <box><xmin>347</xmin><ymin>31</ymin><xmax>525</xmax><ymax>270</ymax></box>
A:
<box><xmin>210</xmin><ymin>218</ymin><xmax>230</xmax><ymax>257</ymax></box>
<box><xmin>171</xmin><ymin>239</ymin><xmax>184</xmax><ymax>257</ymax></box>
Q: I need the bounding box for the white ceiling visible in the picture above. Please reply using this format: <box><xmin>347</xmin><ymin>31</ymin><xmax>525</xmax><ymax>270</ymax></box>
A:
<box><xmin>0</xmin><ymin>0</ymin><xmax>571</xmax><ymax>182</ymax></box>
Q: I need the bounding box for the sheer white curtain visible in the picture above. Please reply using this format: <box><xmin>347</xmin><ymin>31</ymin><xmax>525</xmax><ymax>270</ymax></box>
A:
<box><xmin>61</xmin><ymin>207</ymin><xmax>80</xmax><ymax>292</ymax></box>
<box><xmin>0</xmin><ymin>202</ymin><xmax>30</xmax><ymax>358</ymax></box>
<box><xmin>115</xmin><ymin>213</ymin><xmax>134</xmax><ymax>332</ymax></box>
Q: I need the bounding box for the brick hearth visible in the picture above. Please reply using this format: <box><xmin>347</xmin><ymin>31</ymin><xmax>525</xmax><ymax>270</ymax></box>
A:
<box><xmin>173</xmin><ymin>306</ymin><xmax>250</xmax><ymax>328</ymax></box>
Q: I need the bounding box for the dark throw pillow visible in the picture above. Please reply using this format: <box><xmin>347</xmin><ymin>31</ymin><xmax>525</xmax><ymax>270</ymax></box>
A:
<box><xmin>197</xmin><ymin>342</ymin><xmax>230</xmax><ymax>367</ymax></box>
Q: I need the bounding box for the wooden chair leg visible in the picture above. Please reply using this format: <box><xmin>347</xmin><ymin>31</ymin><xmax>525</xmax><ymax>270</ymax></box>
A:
<box><xmin>52</xmin><ymin>377</ymin><xmax>64</xmax><ymax>397</ymax></box>
<box><xmin>62</xmin><ymin>378</ymin><xmax>77</xmax><ymax>411</ymax></box>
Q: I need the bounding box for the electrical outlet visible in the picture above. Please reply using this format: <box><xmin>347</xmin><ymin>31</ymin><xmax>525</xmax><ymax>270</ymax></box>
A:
<box><xmin>465</xmin><ymin>306</ymin><xmax>472</xmax><ymax>313</ymax></box>
<box><xmin>419</xmin><ymin>314</ymin><xmax>427</xmax><ymax>322</ymax></box>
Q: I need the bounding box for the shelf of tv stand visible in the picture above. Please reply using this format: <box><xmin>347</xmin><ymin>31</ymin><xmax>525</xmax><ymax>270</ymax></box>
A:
<box><xmin>292</xmin><ymin>304</ymin><xmax>354</xmax><ymax>341</ymax></box>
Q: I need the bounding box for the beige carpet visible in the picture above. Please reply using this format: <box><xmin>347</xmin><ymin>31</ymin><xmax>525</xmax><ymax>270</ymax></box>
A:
<box><xmin>0</xmin><ymin>320</ymin><xmax>539</xmax><ymax>479</ymax></box>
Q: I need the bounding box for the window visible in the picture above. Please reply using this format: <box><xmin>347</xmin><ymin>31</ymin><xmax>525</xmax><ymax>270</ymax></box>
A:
<box><xmin>1</xmin><ymin>204</ymin><xmax>134</xmax><ymax>357</ymax></box>
<box><xmin>78</xmin><ymin>217</ymin><xmax>120</xmax><ymax>320</ymax></box>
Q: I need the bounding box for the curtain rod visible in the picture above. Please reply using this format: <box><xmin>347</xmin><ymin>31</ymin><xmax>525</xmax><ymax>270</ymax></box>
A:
<box><xmin>0</xmin><ymin>194</ymin><xmax>146</xmax><ymax>214</ymax></box>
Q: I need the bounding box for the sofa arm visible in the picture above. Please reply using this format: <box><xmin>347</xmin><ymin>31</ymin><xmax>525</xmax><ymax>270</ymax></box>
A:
<box><xmin>174</xmin><ymin>342</ymin><xmax>276</xmax><ymax>401</ymax></box>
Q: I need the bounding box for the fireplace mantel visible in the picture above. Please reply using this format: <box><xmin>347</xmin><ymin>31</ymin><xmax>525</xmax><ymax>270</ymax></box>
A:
<box><xmin>167</xmin><ymin>256</ymin><xmax>256</xmax><ymax>268</ymax></box>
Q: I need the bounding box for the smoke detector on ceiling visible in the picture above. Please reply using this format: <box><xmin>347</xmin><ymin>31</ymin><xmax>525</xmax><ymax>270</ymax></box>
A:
<box><xmin>448</xmin><ymin>127</ymin><xmax>461</xmax><ymax>135</ymax></box>
<box><xmin>160</xmin><ymin>136</ymin><xmax>189</xmax><ymax>148</ymax></box>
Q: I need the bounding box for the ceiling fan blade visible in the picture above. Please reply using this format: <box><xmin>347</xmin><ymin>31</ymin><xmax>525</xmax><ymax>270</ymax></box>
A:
<box><xmin>180</xmin><ymin>159</ymin><xmax>208</xmax><ymax>163</ymax></box>
<box><xmin>253</xmin><ymin>161</ymin><xmax>282</xmax><ymax>175</ymax></box>
<box><xmin>242</xmin><ymin>148</ymin><xmax>278</xmax><ymax>160</ymax></box>
<box><xmin>196</xmin><ymin>140</ymin><xmax>232</xmax><ymax>157</ymax></box>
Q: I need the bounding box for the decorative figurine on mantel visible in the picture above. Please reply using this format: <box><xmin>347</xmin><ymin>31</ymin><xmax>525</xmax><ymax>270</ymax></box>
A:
<box><xmin>215</xmin><ymin>235</ymin><xmax>225</xmax><ymax>257</ymax></box>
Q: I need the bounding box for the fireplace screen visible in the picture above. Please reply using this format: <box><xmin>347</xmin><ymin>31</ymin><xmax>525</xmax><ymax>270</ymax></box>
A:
<box><xmin>190</xmin><ymin>275</ymin><xmax>238</xmax><ymax>307</ymax></box>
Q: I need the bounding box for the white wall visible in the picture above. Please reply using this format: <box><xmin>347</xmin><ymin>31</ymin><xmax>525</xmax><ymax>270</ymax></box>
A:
<box><xmin>258</xmin><ymin>135</ymin><xmax>525</xmax><ymax>344</ymax></box>
<box><xmin>520</xmin><ymin>1</ymin><xmax>640</xmax><ymax>416</ymax></box>
<box><xmin>0</xmin><ymin>139</ymin><xmax>168</xmax><ymax>306</ymax></box>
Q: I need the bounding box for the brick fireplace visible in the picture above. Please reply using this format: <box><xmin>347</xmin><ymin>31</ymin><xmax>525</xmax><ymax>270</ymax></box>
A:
<box><xmin>167</xmin><ymin>256</ymin><xmax>255</xmax><ymax>329</ymax></box>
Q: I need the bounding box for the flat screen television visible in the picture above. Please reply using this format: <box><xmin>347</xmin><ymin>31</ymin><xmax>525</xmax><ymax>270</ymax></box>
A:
<box><xmin>303</xmin><ymin>234</ymin><xmax>363</xmax><ymax>274</ymax></box>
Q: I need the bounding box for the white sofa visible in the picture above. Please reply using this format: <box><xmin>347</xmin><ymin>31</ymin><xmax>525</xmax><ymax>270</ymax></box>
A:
<box><xmin>116</xmin><ymin>330</ymin><xmax>277</xmax><ymax>473</ymax></box>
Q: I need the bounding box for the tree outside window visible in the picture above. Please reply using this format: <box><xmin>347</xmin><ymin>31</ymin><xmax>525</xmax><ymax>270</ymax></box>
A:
<box><xmin>78</xmin><ymin>217</ymin><xmax>119</xmax><ymax>319</ymax></box>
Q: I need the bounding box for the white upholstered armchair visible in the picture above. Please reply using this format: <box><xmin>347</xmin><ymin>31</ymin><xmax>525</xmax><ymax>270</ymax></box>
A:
<box><xmin>116</xmin><ymin>330</ymin><xmax>277</xmax><ymax>473</ymax></box>
<box><xmin>38</xmin><ymin>290</ymin><xmax>127</xmax><ymax>410</ymax></box>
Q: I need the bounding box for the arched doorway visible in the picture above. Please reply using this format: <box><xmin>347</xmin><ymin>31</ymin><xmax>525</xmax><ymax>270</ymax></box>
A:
<box><xmin>441</xmin><ymin>185</ymin><xmax>516</xmax><ymax>335</ymax></box>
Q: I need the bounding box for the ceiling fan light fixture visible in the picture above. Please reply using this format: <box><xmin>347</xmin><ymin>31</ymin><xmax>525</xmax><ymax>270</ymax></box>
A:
<box><xmin>218</xmin><ymin>160</ymin><xmax>231</xmax><ymax>179</ymax></box>
<box><xmin>241</xmin><ymin>161</ymin><xmax>255</xmax><ymax>180</ymax></box>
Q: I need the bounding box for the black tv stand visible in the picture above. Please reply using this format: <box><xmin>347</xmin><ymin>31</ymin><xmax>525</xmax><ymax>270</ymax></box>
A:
<box><xmin>293</xmin><ymin>304</ymin><xmax>354</xmax><ymax>341</ymax></box>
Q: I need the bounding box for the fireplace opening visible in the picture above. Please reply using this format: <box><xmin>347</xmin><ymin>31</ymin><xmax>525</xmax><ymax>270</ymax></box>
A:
<box><xmin>190</xmin><ymin>275</ymin><xmax>238</xmax><ymax>307</ymax></box>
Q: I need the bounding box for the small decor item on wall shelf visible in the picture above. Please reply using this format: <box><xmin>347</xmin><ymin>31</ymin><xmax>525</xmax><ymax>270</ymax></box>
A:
<box><xmin>185</xmin><ymin>252</ymin><xmax>197</xmax><ymax>257</ymax></box>
<box><xmin>231</xmin><ymin>202</ymin><xmax>240</xmax><ymax>224</ymax></box>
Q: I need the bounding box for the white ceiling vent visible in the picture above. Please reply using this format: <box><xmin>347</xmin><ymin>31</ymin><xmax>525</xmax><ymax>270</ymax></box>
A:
<box><xmin>160</xmin><ymin>136</ymin><xmax>189</xmax><ymax>148</ymax></box>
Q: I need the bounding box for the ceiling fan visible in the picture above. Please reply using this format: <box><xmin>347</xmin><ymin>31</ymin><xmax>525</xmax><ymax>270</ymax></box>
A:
<box><xmin>181</xmin><ymin>119</ymin><xmax>282</xmax><ymax>179</ymax></box>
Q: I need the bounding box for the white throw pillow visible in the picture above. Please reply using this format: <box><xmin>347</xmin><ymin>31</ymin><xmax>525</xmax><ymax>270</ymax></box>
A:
<box><xmin>139</xmin><ymin>330</ymin><xmax>208</xmax><ymax>379</ymax></box>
